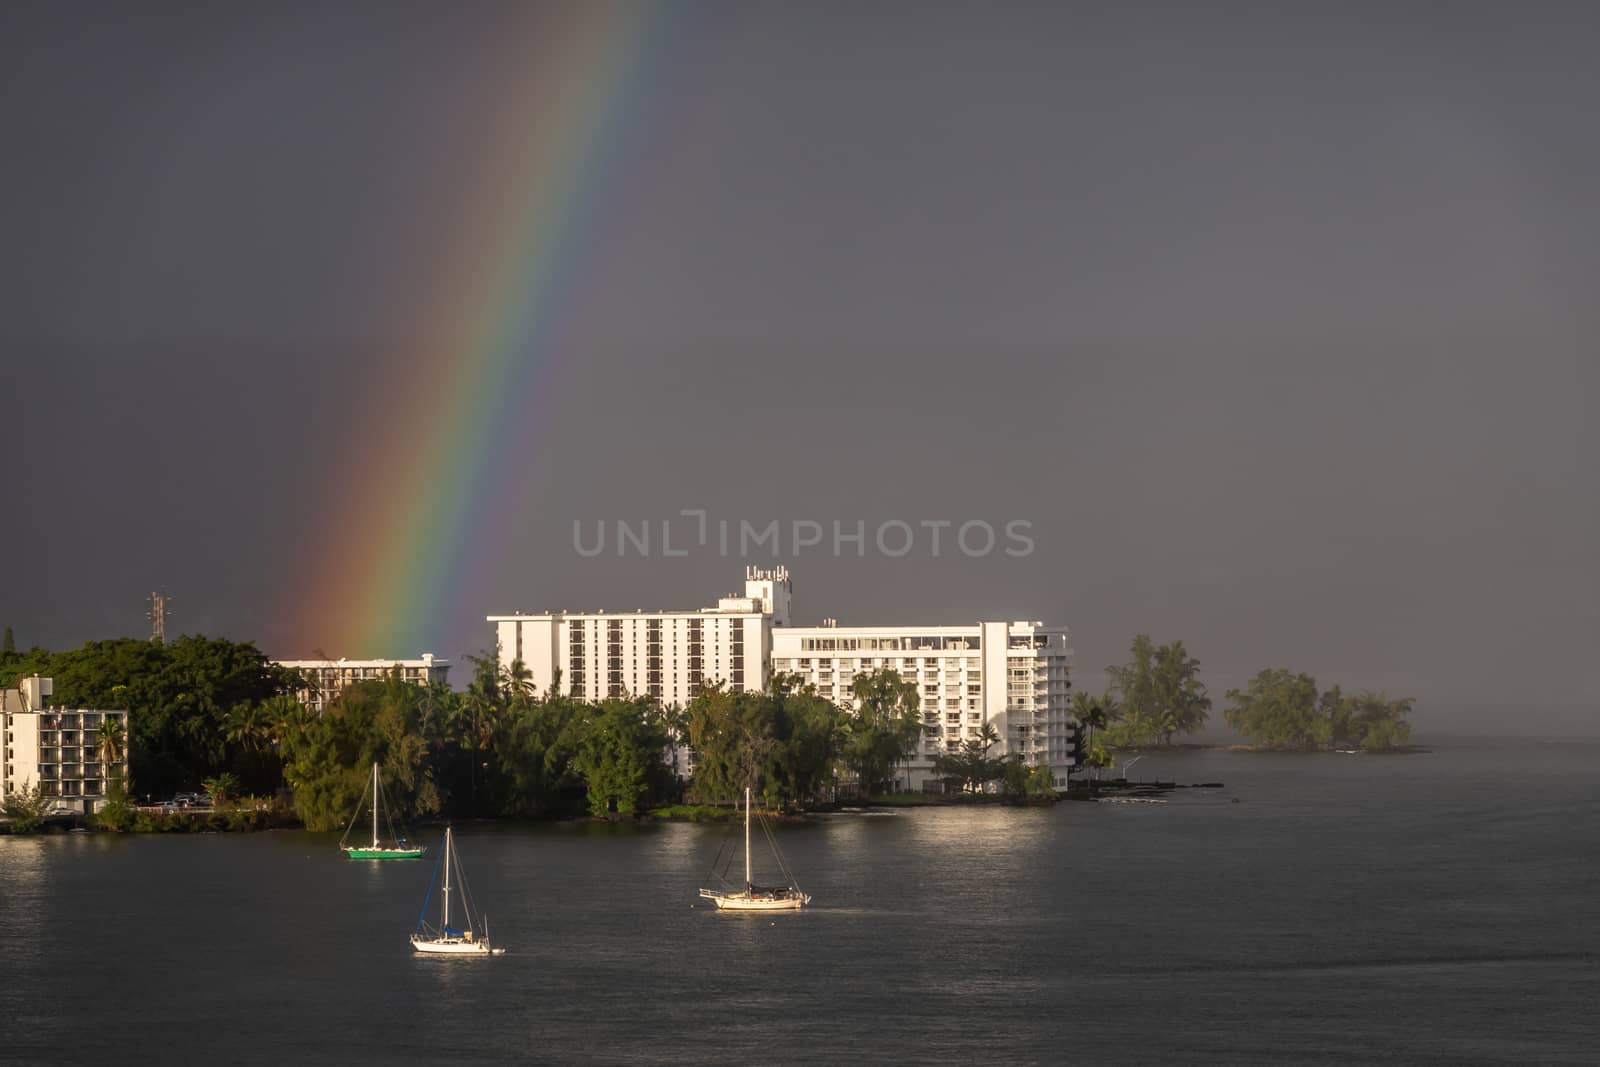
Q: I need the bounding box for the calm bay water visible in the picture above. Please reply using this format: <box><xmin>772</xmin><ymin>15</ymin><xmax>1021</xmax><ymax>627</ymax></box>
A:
<box><xmin>3</xmin><ymin>742</ymin><xmax>1597</xmax><ymax>1065</ymax></box>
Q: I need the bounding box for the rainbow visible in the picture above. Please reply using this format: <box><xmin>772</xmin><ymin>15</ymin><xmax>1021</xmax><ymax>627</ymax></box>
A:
<box><xmin>285</xmin><ymin>3</ymin><xmax>671</xmax><ymax>657</ymax></box>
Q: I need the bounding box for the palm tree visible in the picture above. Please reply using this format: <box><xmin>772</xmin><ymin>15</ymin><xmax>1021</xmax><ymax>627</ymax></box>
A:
<box><xmin>260</xmin><ymin>695</ymin><xmax>312</xmax><ymax>791</ymax></box>
<box><xmin>225</xmin><ymin>702</ymin><xmax>272</xmax><ymax>753</ymax></box>
<box><xmin>502</xmin><ymin>658</ymin><xmax>534</xmax><ymax>700</ymax></box>
<box><xmin>203</xmin><ymin>772</ymin><xmax>241</xmax><ymax>807</ymax></box>
<box><xmin>97</xmin><ymin>714</ymin><xmax>127</xmax><ymax>789</ymax></box>
<box><xmin>1070</xmin><ymin>692</ymin><xmax>1116</xmax><ymax>780</ymax></box>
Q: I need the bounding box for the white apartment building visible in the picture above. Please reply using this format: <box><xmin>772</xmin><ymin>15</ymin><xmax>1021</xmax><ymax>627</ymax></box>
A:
<box><xmin>489</xmin><ymin>568</ymin><xmax>1077</xmax><ymax>790</ymax></box>
<box><xmin>274</xmin><ymin>654</ymin><xmax>451</xmax><ymax>713</ymax></box>
<box><xmin>1</xmin><ymin>676</ymin><xmax>131</xmax><ymax>815</ymax></box>
<box><xmin>772</xmin><ymin>622</ymin><xmax>1074</xmax><ymax>789</ymax></box>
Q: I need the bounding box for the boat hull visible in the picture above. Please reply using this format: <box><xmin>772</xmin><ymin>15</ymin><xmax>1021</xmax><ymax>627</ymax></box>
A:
<box><xmin>700</xmin><ymin>890</ymin><xmax>810</xmax><ymax>912</ymax></box>
<box><xmin>411</xmin><ymin>936</ymin><xmax>504</xmax><ymax>956</ymax></box>
<box><xmin>344</xmin><ymin>846</ymin><xmax>426</xmax><ymax>860</ymax></box>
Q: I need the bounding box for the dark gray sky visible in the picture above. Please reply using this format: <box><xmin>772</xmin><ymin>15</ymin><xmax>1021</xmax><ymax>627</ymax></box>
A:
<box><xmin>4</xmin><ymin>2</ymin><xmax>1596</xmax><ymax>721</ymax></box>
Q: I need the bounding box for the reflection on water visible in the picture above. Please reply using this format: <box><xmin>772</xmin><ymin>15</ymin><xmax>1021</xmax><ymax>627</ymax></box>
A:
<box><xmin>0</xmin><ymin>838</ymin><xmax>50</xmax><ymax>992</ymax></box>
<box><xmin>0</xmin><ymin>837</ymin><xmax>50</xmax><ymax>891</ymax></box>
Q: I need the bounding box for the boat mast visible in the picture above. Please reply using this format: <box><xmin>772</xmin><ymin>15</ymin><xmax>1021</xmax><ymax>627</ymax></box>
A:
<box><xmin>744</xmin><ymin>786</ymin><xmax>752</xmax><ymax>891</ymax></box>
<box><xmin>441</xmin><ymin>827</ymin><xmax>452</xmax><ymax>930</ymax></box>
<box><xmin>371</xmin><ymin>762</ymin><xmax>380</xmax><ymax>849</ymax></box>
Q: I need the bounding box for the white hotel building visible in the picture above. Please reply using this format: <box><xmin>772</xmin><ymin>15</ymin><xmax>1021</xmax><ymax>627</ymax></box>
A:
<box><xmin>489</xmin><ymin>568</ymin><xmax>1077</xmax><ymax>790</ymax></box>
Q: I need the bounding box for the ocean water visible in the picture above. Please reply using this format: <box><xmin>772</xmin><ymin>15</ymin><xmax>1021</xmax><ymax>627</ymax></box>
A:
<box><xmin>2</xmin><ymin>741</ymin><xmax>1595</xmax><ymax>1065</ymax></box>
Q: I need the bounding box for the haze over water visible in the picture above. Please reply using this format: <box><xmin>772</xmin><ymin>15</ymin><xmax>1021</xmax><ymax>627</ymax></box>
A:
<box><xmin>3</xmin><ymin>743</ymin><xmax>1594</xmax><ymax>1065</ymax></box>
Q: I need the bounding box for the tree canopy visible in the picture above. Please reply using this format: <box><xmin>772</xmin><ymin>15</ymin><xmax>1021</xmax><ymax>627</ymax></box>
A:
<box><xmin>1104</xmin><ymin>635</ymin><xmax>1211</xmax><ymax>745</ymax></box>
<box><xmin>1</xmin><ymin>635</ymin><xmax>301</xmax><ymax>798</ymax></box>
<box><xmin>1224</xmin><ymin>669</ymin><xmax>1413</xmax><ymax>750</ymax></box>
<box><xmin>932</xmin><ymin>722</ymin><xmax>1004</xmax><ymax>793</ymax></box>
<box><xmin>2</xmin><ymin>638</ymin><xmax>1058</xmax><ymax>825</ymax></box>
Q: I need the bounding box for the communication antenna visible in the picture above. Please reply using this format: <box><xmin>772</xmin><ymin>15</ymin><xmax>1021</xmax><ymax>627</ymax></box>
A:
<box><xmin>148</xmin><ymin>591</ymin><xmax>172</xmax><ymax>643</ymax></box>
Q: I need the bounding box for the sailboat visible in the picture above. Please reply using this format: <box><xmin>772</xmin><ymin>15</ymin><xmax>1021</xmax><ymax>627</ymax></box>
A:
<box><xmin>340</xmin><ymin>762</ymin><xmax>426</xmax><ymax>860</ymax></box>
<box><xmin>698</xmin><ymin>787</ymin><xmax>811</xmax><ymax>911</ymax></box>
<box><xmin>411</xmin><ymin>826</ymin><xmax>506</xmax><ymax>956</ymax></box>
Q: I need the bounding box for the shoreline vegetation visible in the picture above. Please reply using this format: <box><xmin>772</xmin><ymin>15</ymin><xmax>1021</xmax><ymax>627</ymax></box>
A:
<box><xmin>1</xmin><ymin>630</ymin><xmax>1416</xmax><ymax>837</ymax></box>
<box><xmin>2</xmin><ymin>636</ymin><xmax>1059</xmax><ymax>837</ymax></box>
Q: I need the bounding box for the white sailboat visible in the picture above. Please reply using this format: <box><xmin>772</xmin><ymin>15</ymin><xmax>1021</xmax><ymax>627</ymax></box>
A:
<box><xmin>698</xmin><ymin>787</ymin><xmax>810</xmax><ymax>912</ymax></box>
<box><xmin>410</xmin><ymin>826</ymin><xmax>506</xmax><ymax>956</ymax></box>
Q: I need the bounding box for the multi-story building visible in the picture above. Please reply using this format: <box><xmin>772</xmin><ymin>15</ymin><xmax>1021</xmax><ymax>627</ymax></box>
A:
<box><xmin>1</xmin><ymin>675</ymin><xmax>131</xmax><ymax>815</ymax></box>
<box><xmin>274</xmin><ymin>654</ymin><xmax>452</xmax><ymax>713</ymax></box>
<box><xmin>489</xmin><ymin>572</ymin><xmax>786</xmax><ymax>708</ymax></box>
<box><xmin>771</xmin><ymin>621</ymin><xmax>1074</xmax><ymax>788</ymax></box>
<box><xmin>488</xmin><ymin>568</ymin><xmax>1076</xmax><ymax>790</ymax></box>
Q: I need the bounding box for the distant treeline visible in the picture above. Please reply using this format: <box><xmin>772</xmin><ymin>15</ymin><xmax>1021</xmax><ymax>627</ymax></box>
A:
<box><xmin>1223</xmin><ymin>669</ymin><xmax>1413</xmax><ymax>751</ymax></box>
<box><xmin>1066</xmin><ymin>634</ymin><xmax>1413</xmax><ymax>760</ymax></box>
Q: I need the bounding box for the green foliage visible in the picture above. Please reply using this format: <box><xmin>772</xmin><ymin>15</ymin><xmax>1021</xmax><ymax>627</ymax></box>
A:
<box><xmin>203</xmin><ymin>772</ymin><xmax>242</xmax><ymax>805</ymax></box>
<box><xmin>647</xmin><ymin>804</ymin><xmax>737</xmax><ymax>822</ymax></box>
<box><xmin>684</xmin><ymin>675</ymin><xmax>847</xmax><ymax>807</ymax></box>
<box><xmin>6</xmin><ymin>636</ymin><xmax>1105</xmax><ymax>830</ymax></box>
<box><xmin>0</xmin><ymin>636</ymin><xmax>300</xmax><ymax>799</ymax></box>
<box><xmin>1105</xmin><ymin>635</ymin><xmax>1211</xmax><ymax>745</ymax></box>
<box><xmin>998</xmin><ymin>755</ymin><xmax>1055</xmax><ymax>799</ymax></box>
<box><xmin>565</xmin><ymin>696</ymin><xmax>674</xmax><ymax>816</ymax></box>
<box><xmin>1000</xmin><ymin>756</ymin><xmax>1027</xmax><ymax>798</ymax></box>
<box><xmin>491</xmin><ymin>690</ymin><xmax>584</xmax><ymax>818</ymax></box>
<box><xmin>1344</xmin><ymin>691</ymin><xmax>1414</xmax><ymax>751</ymax></box>
<box><xmin>92</xmin><ymin>783</ymin><xmax>134</xmax><ymax>831</ymax></box>
<box><xmin>1070</xmin><ymin>691</ymin><xmax>1120</xmax><ymax>777</ymax></box>
<box><xmin>842</xmin><ymin>669</ymin><xmax>922</xmax><ymax>796</ymax></box>
<box><xmin>1022</xmin><ymin>761</ymin><xmax>1059</xmax><ymax>800</ymax></box>
<box><xmin>278</xmin><ymin>670</ymin><xmax>440</xmax><ymax>831</ymax></box>
<box><xmin>1223</xmin><ymin>668</ymin><xmax>1323</xmax><ymax>749</ymax></box>
<box><xmin>685</xmin><ymin>683</ymin><xmax>781</xmax><ymax>804</ymax></box>
<box><xmin>96</xmin><ymin>714</ymin><xmax>127</xmax><ymax>784</ymax></box>
<box><xmin>772</xmin><ymin>677</ymin><xmax>847</xmax><ymax>804</ymax></box>
<box><xmin>3</xmin><ymin>781</ymin><xmax>52</xmax><ymax>832</ymax></box>
<box><xmin>932</xmin><ymin>722</ymin><xmax>1004</xmax><ymax>793</ymax></box>
<box><xmin>2</xmin><ymin>625</ymin><xmax>13</xmax><ymax>653</ymax></box>
<box><xmin>1225</xmin><ymin>670</ymin><xmax>1414</xmax><ymax>750</ymax></box>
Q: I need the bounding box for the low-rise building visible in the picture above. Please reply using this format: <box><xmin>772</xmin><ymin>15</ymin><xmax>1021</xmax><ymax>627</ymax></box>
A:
<box><xmin>274</xmin><ymin>654</ymin><xmax>452</xmax><ymax>713</ymax></box>
<box><xmin>1</xmin><ymin>675</ymin><xmax>131</xmax><ymax>814</ymax></box>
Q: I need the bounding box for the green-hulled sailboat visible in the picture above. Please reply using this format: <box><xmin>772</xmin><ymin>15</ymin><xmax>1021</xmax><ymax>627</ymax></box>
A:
<box><xmin>340</xmin><ymin>761</ymin><xmax>425</xmax><ymax>860</ymax></box>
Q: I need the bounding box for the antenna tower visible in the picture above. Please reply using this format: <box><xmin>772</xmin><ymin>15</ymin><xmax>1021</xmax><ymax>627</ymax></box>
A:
<box><xmin>148</xmin><ymin>591</ymin><xmax>172</xmax><ymax>643</ymax></box>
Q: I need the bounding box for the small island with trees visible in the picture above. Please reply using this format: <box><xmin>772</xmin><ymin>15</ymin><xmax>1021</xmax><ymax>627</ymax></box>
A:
<box><xmin>1072</xmin><ymin>634</ymin><xmax>1417</xmax><ymax>759</ymax></box>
